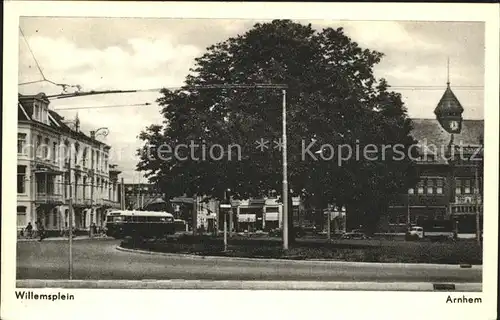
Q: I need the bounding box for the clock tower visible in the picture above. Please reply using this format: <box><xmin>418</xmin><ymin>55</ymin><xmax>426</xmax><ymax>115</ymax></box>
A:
<box><xmin>434</xmin><ymin>60</ymin><xmax>464</xmax><ymax>134</ymax></box>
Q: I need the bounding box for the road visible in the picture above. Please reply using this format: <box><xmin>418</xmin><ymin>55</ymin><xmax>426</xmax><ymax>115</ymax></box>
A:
<box><xmin>16</xmin><ymin>239</ymin><xmax>481</xmax><ymax>282</ymax></box>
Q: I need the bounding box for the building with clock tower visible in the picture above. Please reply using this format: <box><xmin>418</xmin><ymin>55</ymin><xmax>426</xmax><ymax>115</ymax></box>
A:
<box><xmin>380</xmin><ymin>79</ymin><xmax>483</xmax><ymax>235</ymax></box>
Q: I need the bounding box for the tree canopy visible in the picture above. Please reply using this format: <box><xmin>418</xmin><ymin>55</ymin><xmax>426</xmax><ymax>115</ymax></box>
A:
<box><xmin>137</xmin><ymin>20</ymin><xmax>418</xmax><ymax>231</ymax></box>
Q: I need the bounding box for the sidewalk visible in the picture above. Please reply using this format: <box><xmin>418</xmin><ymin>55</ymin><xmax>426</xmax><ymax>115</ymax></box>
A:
<box><xmin>18</xmin><ymin>235</ymin><xmax>113</xmax><ymax>242</ymax></box>
<box><xmin>17</xmin><ymin>279</ymin><xmax>482</xmax><ymax>291</ymax></box>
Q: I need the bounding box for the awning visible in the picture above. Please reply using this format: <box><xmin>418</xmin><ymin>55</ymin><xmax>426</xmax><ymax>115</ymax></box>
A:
<box><xmin>238</xmin><ymin>214</ymin><xmax>256</xmax><ymax>222</ymax></box>
<box><xmin>265</xmin><ymin>212</ymin><xmax>279</xmax><ymax>221</ymax></box>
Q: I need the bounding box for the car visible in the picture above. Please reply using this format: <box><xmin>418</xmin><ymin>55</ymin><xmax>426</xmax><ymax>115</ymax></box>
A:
<box><xmin>341</xmin><ymin>231</ymin><xmax>369</xmax><ymax>240</ymax></box>
<box><xmin>268</xmin><ymin>227</ymin><xmax>307</xmax><ymax>238</ymax></box>
<box><xmin>406</xmin><ymin>226</ymin><xmax>424</xmax><ymax>241</ymax></box>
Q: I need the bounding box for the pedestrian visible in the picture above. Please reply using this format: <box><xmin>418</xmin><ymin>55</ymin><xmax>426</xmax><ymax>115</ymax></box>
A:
<box><xmin>38</xmin><ymin>222</ymin><xmax>45</xmax><ymax>242</ymax></box>
<box><xmin>25</xmin><ymin>222</ymin><xmax>33</xmax><ymax>238</ymax></box>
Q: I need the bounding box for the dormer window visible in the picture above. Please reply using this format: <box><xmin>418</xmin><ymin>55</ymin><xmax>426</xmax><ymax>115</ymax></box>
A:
<box><xmin>32</xmin><ymin>99</ymin><xmax>50</xmax><ymax>125</ymax></box>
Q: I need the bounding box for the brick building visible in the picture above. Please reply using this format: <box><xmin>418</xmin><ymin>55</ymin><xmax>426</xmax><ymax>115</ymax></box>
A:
<box><xmin>378</xmin><ymin>83</ymin><xmax>483</xmax><ymax>234</ymax></box>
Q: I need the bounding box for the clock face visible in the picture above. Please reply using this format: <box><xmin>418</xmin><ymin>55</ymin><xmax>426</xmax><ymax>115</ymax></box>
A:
<box><xmin>450</xmin><ymin>121</ymin><xmax>459</xmax><ymax>130</ymax></box>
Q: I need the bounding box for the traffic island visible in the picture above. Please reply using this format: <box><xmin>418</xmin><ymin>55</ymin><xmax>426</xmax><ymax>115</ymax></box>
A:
<box><xmin>119</xmin><ymin>236</ymin><xmax>482</xmax><ymax>265</ymax></box>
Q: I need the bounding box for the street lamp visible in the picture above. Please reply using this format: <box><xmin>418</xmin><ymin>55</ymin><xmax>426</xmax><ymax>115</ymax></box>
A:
<box><xmin>185</xmin><ymin>84</ymin><xmax>289</xmax><ymax>250</ymax></box>
<box><xmin>90</xmin><ymin>127</ymin><xmax>109</xmax><ymax>140</ymax></box>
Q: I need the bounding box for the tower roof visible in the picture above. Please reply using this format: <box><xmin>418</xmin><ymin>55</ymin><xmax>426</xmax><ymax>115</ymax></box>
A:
<box><xmin>434</xmin><ymin>84</ymin><xmax>464</xmax><ymax>117</ymax></box>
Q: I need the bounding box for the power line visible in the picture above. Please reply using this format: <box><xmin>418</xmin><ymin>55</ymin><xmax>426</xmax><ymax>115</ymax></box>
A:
<box><xmin>18</xmin><ymin>27</ymin><xmax>82</xmax><ymax>92</ymax></box>
<box><xmin>19</xmin><ymin>27</ymin><xmax>46</xmax><ymax>81</ymax></box>
<box><xmin>50</xmin><ymin>101</ymin><xmax>484</xmax><ymax>112</ymax></box>
<box><xmin>54</xmin><ymin>102</ymin><xmax>152</xmax><ymax>111</ymax></box>
<box><xmin>44</xmin><ymin>84</ymin><xmax>484</xmax><ymax>102</ymax></box>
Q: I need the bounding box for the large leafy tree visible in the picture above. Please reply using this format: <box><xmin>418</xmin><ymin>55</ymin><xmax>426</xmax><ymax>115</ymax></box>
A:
<box><xmin>137</xmin><ymin>20</ymin><xmax>417</xmax><ymax>239</ymax></box>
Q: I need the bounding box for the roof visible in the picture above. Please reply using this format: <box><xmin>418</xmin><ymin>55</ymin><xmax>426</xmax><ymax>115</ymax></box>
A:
<box><xmin>434</xmin><ymin>84</ymin><xmax>464</xmax><ymax>116</ymax></box>
<box><xmin>410</xmin><ymin>118</ymin><xmax>483</xmax><ymax>164</ymax></box>
<box><xmin>18</xmin><ymin>94</ymin><xmax>110</xmax><ymax>148</ymax></box>
<box><xmin>411</xmin><ymin>118</ymin><xmax>483</xmax><ymax>147</ymax></box>
<box><xmin>106</xmin><ymin>210</ymin><xmax>174</xmax><ymax>217</ymax></box>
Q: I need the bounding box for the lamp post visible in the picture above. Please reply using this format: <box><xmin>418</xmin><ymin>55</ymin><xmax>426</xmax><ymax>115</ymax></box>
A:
<box><xmin>475</xmin><ymin>142</ymin><xmax>483</xmax><ymax>246</ymax></box>
<box><xmin>185</xmin><ymin>84</ymin><xmax>289</xmax><ymax>250</ymax></box>
<box><xmin>90</xmin><ymin>127</ymin><xmax>109</xmax><ymax>228</ymax></box>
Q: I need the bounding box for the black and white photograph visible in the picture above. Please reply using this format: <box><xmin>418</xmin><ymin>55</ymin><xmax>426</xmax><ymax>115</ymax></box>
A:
<box><xmin>2</xmin><ymin>2</ymin><xmax>498</xmax><ymax>320</ymax></box>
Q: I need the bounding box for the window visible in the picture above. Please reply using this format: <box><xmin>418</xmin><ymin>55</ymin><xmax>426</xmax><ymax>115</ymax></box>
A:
<box><xmin>64</xmin><ymin>173</ymin><xmax>70</xmax><ymax>198</ymax></box>
<box><xmin>436</xmin><ymin>179</ymin><xmax>444</xmax><ymax>194</ymax></box>
<box><xmin>82</xmin><ymin>148</ymin><xmax>88</xmax><ymax>167</ymax></box>
<box><xmin>74</xmin><ymin>143</ymin><xmax>80</xmax><ymax>165</ymax></box>
<box><xmin>53</xmin><ymin>208</ymin><xmax>58</xmax><ymax>227</ymax></box>
<box><xmin>17</xmin><ymin>166</ymin><xmax>26</xmax><ymax>193</ymax></box>
<box><xmin>455</xmin><ymin>179</ymin><xmax>462</xmax><ymax>195</ymax></box>
<box><xmin>83</xmin><ymin>177</ymin><xmax>87</xmax><ymax>199</ymax></box>
<box><xmin>36</xmin><ymin>135</ymin><xmax>42</xmax><ymax>158</ymax></box>
<box><xmin>417</xmin><ymin>180</ymin><xmax>424</xmax><ymax>194</ymax></box>
<box><xmin>408</xmin><ymin>188</ymin><xmax>414</xmax><ymax>194</ymax></box>
<box><xmin>47</xmin><ymin>175</ymin><xmax>55</xmax><ymax>194</ymax></box>
<box><xmin>52</xmin><ymin>142</ymin><xmax>57</xmax><ymax>162</ymax></box>
<box><xmin>18</xmin><ymin>133</ymin><xmax>27</xmax><ymax>154</ymax></box>
<box><xmin>17</xmin><ymin>206</ymin><xmax>27</xmax><ymax>227</ymax></box>
<box><xmin>37</xmin><ymin>176</ymin><xmax>46</xmax><ymax>194</ymax></box>
<box><xmin>43</xmin><ymin>138</ymin><xmax>50</xmax><ymax>159</ymax></box>
<box><xmin>33</xmin><ymin>104</ymin><xmax>39</xmax><ymax>120</ymax></box>
<box><xmin>464</xmin><ymin>180</ymin><xmax>471</xmax><ymax>194</ymax></box>
<box><xmin>426</xmin><ymin>179</ymin><xmax>434</xmax><ymax>194</ymax></box>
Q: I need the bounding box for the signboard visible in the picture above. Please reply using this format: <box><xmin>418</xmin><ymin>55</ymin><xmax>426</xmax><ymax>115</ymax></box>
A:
<box><xmin>220</xmin><ymin>204</ymin><xmax>231</xmax><ymax>209</ymax></box>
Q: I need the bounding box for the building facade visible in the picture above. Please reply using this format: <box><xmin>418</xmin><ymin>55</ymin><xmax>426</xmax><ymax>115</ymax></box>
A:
<box><xmin>17</xmin><ymin>93</ymin><xmax>121</xmax><ymax>234</ymax></box>
<box><xmin>121</xmin><ymin>183</ymin><xmax>164</xmax><ymax>210</ymax></box>
<box><xmin>379</xmin><ymin>84</ymin><xmax>483</xmax><ymax>234</ymax></box>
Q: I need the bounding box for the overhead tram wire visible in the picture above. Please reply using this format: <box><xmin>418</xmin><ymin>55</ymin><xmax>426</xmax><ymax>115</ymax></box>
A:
<box><xmin>53</xmin><ymin>102</ymin><xmax>152</xmax><ymax>111</ymax></box>
<box><xmin>18</xmin><ymin>26</ymin><xmax>82</xmax><ymax>91</ymax></box>
<box><xmin>45</xmin><ymin>83</ymin><xmax>483</xmax><ymax>111</ymax></box>
<box><xmin>44</xmin><ymin>84</ymin><xmax>484</xmax><ymax>101</ymax></box>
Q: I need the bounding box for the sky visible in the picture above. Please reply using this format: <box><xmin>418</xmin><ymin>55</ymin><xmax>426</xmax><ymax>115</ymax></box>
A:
<box><xmin>18</xmin><ymin>18</ymin><xmax>485</xmax><ymax>183</ymax></box>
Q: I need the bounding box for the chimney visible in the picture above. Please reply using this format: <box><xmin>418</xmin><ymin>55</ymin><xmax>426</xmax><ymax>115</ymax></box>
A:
<box><xmin>74</xmin><ymin>113</ymin><xmax>80</xmax><ymax>132</ymax></box>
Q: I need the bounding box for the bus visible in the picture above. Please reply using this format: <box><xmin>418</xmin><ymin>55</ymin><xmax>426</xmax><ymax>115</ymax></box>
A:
<box><xmin>174</xmin><ymin>219</ymin><xmax>187</xmax><ymax>233</ymax></box>
<box><xmin>105</xmin><ymin>210</ymin><xmax>176</xmax><ymax>239</ymax></box>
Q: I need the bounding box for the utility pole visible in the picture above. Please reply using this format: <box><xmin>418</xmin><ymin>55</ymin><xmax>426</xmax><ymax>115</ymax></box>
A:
<box><xmin>90</xmin><ymin>170</ymin><xmax>94</xmax><ymax>227</ymax></box>
<box><xmin>67</xmin><ymin>143</ymin><xmax>73</xmax><ymax>280</ymax></box>
<box><xmin>223</xmin><ymin>209</ymin><xmax>228</xmax><ymax>252</ymax></box>
<box><xmin>475</xmin><ymin>162</ymin><xmax>481</xmax><ymax>245</ymax></box>
<box><xmin>282</xmin><ymin>89</ymin><xmax>288</xmax><ymax>250</ymax></box>
<box><xmin>407</xmin><ymin>191</ymin><xmax>411</xmax><ymax>229</ymax></box>
<box><xmin>120</xmin><ymin>177</ymin><xmax>125</xmax><ymax>210</ymax></box>
<box><xmin>137</xmin><ymin>182</ymin><xmax>140</xmax><ymax>210</ymax></box>
<box><xmin>327</xmin><ymin>206</ymin><xmax>331</xmax><ymax>242</ymax></box>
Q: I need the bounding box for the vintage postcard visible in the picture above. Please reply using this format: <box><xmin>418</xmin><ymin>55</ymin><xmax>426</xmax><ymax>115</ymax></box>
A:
<box><xmin>2</xmin><ymin>2</ymin><xmax>499</xmax><ymax>320</ymax></box>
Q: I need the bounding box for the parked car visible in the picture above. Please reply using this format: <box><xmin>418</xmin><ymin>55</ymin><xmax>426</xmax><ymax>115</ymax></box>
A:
<box><xmin>406</xmin><ymin>226</ymin><xmax>424</xmax><ymax>241</ymax></box>
<box><xmin>268</xmin><ymin>227</ymin><xmax>307</xmax><ymax>238</ymax></box>
<box><xmin>341</xmin><ymin>231</ymin><xmax>369</xmax><ymax>240</ymax></box>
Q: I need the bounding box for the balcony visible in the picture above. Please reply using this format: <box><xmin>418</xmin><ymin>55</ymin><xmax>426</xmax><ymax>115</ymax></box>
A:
<box><xmin>455</xmin><ymin>194</ymin><xmax>482</xmax><ymax>205</ymax></box>
<box><xmin>73</xmin><ymin>198</ymin><xmax>93</xmax><ymax>207</ymax></box>
<box><xmin>451</xmin><ymin>203</ymin><xmax>483</xmax><ymax>215</ymax></box>
<box><xmin>103</xmin><ymin>199</ymin><xmax>121</xmax><ymax>208</ymax></box>
<box><xmin>35</xmin><ymin>193</ymin><xmax>64</xmax><ymax>204</ymax></box>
